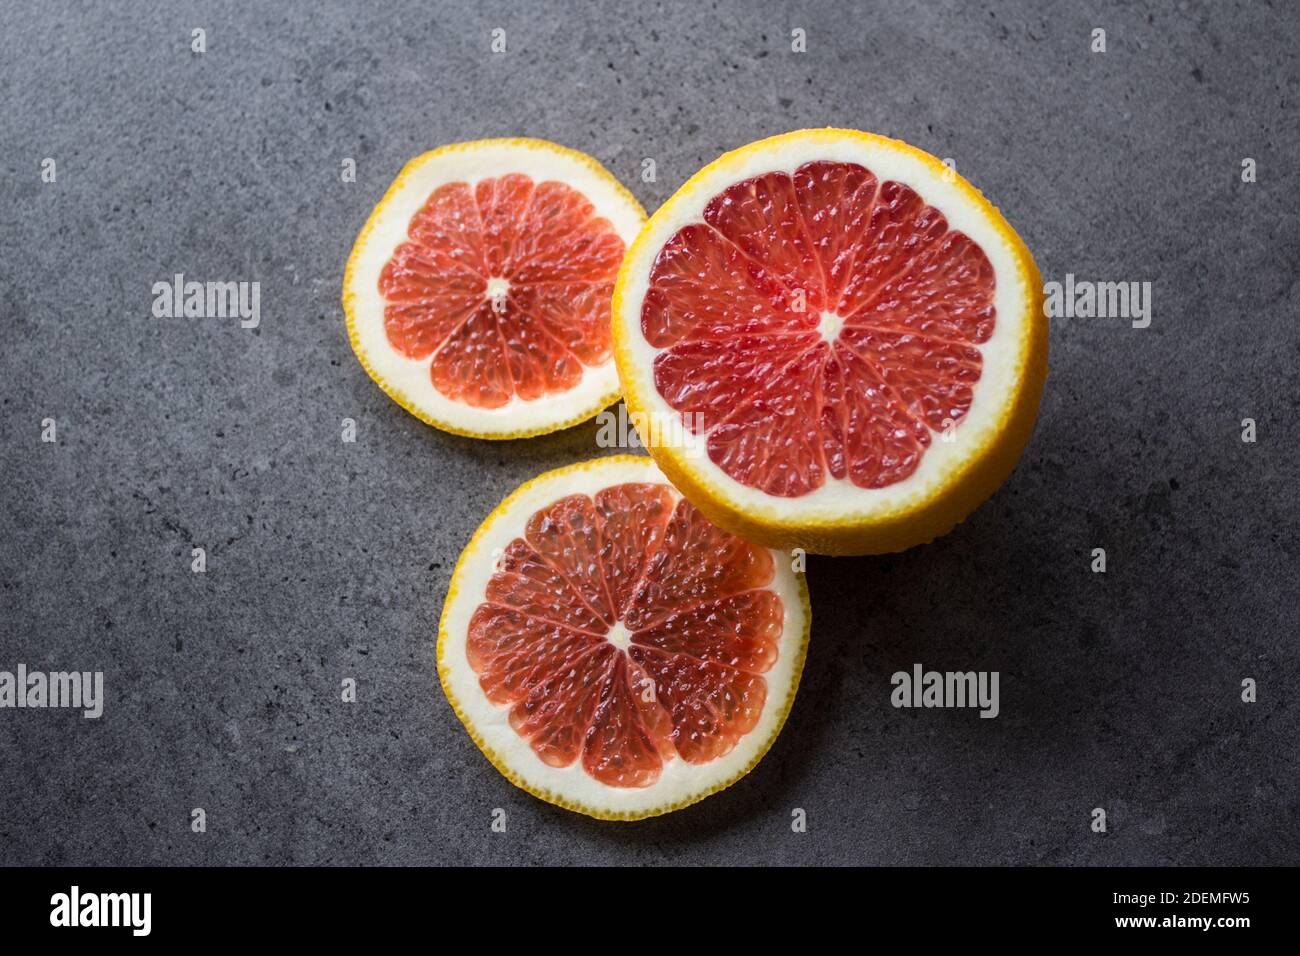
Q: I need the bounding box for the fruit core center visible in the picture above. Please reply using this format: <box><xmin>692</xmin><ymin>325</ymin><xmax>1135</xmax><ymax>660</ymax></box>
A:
<box><xmin>485</xmin><ymin>277</ymin><xmax>511</xmax><ymax>301</ymax></box>
<box><xmin>817</xmin><ymin>310</ymin><xmax>844</xmax><ymax>343</ymax></box>
<box><xmin>606</xmin><ymin>622</ymin><xmax>632</xmax><ymax>650</ymax></box>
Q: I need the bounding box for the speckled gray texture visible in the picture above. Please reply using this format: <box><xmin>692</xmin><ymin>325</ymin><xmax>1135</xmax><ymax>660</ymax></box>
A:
<box><xmin>1</xmin><ymin>0</ymin><xmax>1296</xmax><ymax>866</ymax></box>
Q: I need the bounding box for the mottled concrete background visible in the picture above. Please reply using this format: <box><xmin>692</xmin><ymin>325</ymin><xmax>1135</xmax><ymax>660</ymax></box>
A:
<box><xmin>1</xmin><ymin>0</ymin><xmax>1296</xmax><ymax>866</ymax></box>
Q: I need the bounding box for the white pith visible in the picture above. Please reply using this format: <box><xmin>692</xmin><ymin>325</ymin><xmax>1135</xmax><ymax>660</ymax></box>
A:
<box><xmin>605</xmin><ymin>621</ymin><xmax>632</xmax><ymax>650</ymax></box>
<box><xmin>438</xmin><ymin>456</ymin><xmax>808</xmax><ymax>817</ymax></box>
<box><xmin>615</xmin><ymin>131</ymin><xmax>1035</xmax><ymax>523</ymax></box>
<box><xmin>347</xmin><ymin>141</ymin><xmax>645</xmax><ymax>436</ymax></box>
<box><xmin>817</xmin><ymin>310</ymin><xmax>844</xmax><ymax>343</ymax></box>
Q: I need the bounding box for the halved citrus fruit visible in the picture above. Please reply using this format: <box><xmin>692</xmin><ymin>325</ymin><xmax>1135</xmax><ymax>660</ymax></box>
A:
<box><xmin>437</xmin><ymin>455</ymin><xmax>810</xmax><ymax>820</ymax></box>
<box><xmin>344</xmin><ymin>139</ymin><xmax>645</xmax><ymax>438</ymax></box>
<box><xmin>613</xmin><ymin>129</ymin><xmax>1048</xmax><ymax>554</ymax></box>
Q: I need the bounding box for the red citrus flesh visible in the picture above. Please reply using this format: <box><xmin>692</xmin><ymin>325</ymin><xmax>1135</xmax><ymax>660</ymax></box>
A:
<box><xmin>466</xmin><ymin>483</ymin><xmax>784</xmax><ymax>788</ymax></box>
<box><xmin>642</xmin><ymin>161</ymin><xmax>996</xmax><ymax>495</ymax></box>
<box><xmin>380</xmin><ymin>174</ymin><xmax>625</xmax><ymax>408</ymax></box>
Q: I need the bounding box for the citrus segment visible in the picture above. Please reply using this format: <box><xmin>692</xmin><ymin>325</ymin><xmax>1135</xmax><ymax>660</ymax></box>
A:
<box><xmin>641</xmin><ymin>224</ymin><xmax>806</xmax><ymax>347</ymax></box>
<box><xmin>345</xmin><ymin>139</ymin><xmax>646</xmax><ymax>438</ymax></box>
<box><xmin>621</xmin><ymin>498</ymin><xmax>777</xmax><ymax>629</ymax></box>
<box><xmin>591</xmin><ymin>482</ymin><xmax>675</xmax><ymax>613</ymax></box>
<box><xmin>485</xmin><ymin>538</ymin><xmax>608</xmax><ymax>634</ymax></box>
<box><xmin>438</xmin><ymin>456</ymin><xmax>809</xmax><ymax>819</ymax></box>
<box><xmin>630</xmin><ymin>590</ymin><xmax>782</xmax><ymax>671</ymax></box>
<box><xmin>613</xmin><ymin>129</ymin><xmax>1048</xmax><ymax>554</ymax></box>
<box><xmin>627</xmin><ymin>647</ymin><xmax>767</xmax><ymax>763</ymax></box>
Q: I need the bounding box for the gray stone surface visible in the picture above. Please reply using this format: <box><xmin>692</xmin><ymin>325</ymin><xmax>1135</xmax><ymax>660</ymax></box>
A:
<box><xmin>1</xmin><ymin>0</ymin><xmax>1296</xmax><ymax>866</ymax></box>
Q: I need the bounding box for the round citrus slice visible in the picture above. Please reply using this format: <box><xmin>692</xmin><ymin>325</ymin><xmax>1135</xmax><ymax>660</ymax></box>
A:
<box><xmin>613</xmin><ymin>128</ymin><xmax>1048</xmax><ymax>555</ymax></box>
<box><xmin>344</xmin><ymin>139</ymin><xmax>646</xmax><ymax>438</ymax></box>
<box><xmin>437</xmin><ymin>455</ymin><xmax>810</xmax><ymax>820</ymax></box>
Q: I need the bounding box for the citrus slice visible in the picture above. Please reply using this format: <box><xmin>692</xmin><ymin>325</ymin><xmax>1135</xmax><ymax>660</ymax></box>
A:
<box><xmin>437</xmin><ymin>455</ymin><xmax>810</xmax><ymax>820</ymax></box>
<box><xmin>613</xmin><ymin>129</ymin><xmax>1048</xmax><ymax>554</ymax></box>
<box><xmin>344</xmin><ymin>139</ymin><xmax>646</xmax><ymax>438</ymax></box>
